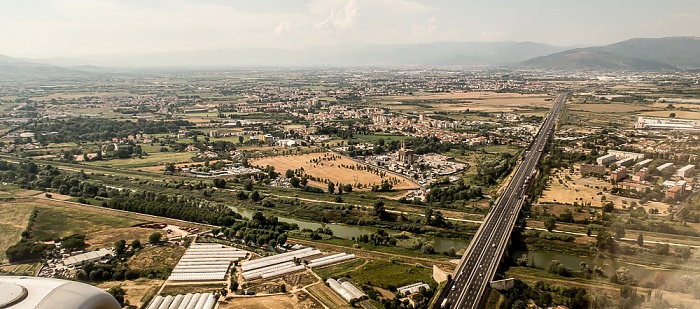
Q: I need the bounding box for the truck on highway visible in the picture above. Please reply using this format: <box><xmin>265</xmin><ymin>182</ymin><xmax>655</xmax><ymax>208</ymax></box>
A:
<box><xmin>440</xmin><ymin>299</ymin><xmax>451</xmax><ymax>308</ymax></box>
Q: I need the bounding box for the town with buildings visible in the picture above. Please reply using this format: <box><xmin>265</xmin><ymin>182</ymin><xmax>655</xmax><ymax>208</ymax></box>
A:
<box><xmin>1</xmin><ymin>2</ymin><xmax>700</xmax><ymax>303</ymax></box>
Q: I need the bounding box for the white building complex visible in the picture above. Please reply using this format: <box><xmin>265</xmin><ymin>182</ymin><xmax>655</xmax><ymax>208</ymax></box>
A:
<box><xmin>146</xmin><ymin>293</ymin><xmax>217</xmax><ymax>309</ymax></box>
<box><xmin>326</xmin><ymin>278</ymin><xmax>366</xmax><ymax>302</ymax></box>
<box><xmin>397</xmin><ymin>282</ymin><xmax>431</xmax><ymax>296</ymax></box>
<box><xmin>168</xmin><ymin>243</ymin><xmax>248</xmax><ymax>282</ymax></box>
<box><xmin>635</xmin><ymin>116</ymin><xmax>700</xmax><ymax>131</ymax></box>
<box><xmin>307</xmin><ymin>253</ymin><xmax>356</xmax><ymax>269</ymax></box>
<box><xmin>608</xmin><ymin>150</ymin><xmax>645</xmax><ymax>161</ymax></box>
<box><xmin>64</xmin><ymin>248</ymin><xmax>114</xmax><ymax>267</ymax></box>
<box><xmin>597</xmin><ymin>154</ymin><xmax>617</xmax><ymax>166</ymax></box>
<box><xmin>241</xmin><ymin>247</ymin><xmax>320</xmax><ymax>280</ymax></box>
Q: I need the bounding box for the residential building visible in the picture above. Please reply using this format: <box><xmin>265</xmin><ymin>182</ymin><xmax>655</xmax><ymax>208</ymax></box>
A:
<box><xmin>667</xmin><ymin>186</ymin><xmax>683</xmax><ymax>200</ymax></box>
<box><xmin>611</xmin><ymin>167</ymin><xmax>627</xmax><ymax>182</ymax></box>
<box><xmin>580</xmin><ymin>164</ymin><xmax>605</xmax><ymax>176</ymax></box>
<box><xmin>597</xmin><ymin>154</ymin><xmax>617</xmax><ymax>166</ymax></box>
<box><xmin>657</xmin><ymin>163</ymin><xmax>674</xmax><ymax>172</ymax></box>
<box><xmin>677</xmin><ymin>165</ymin><xmax>695</xmax><ymax>178</ymax></box>
<box><xmin>615</xmin><ymin>157</ymin><xmax>636</xmax><ymax>167</ymax></box>
<box><xmin>608</xmin><ymin>150</ymin><xmax>645</xmax><ymax>161</ymax></box>
<box><xmin>635</xmin><ymin>159</ymin><xmax>653</xmax><ymax>167</ymax></box>
<box><xmin>631</xmin><ymin>168</ymin><xmax>649</xmax><ymax>182</ymax></box>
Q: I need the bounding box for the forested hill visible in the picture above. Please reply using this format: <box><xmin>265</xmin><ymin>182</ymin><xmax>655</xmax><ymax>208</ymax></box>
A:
<box><xmin>21</xmin><ymin>118</ymin><xmax>192</xmax><ymax>143</ymax></box>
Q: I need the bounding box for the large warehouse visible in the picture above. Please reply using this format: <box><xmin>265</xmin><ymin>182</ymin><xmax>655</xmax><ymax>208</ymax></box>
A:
<box><xmin>241</xmin><ymin>247</ymin><xmax>321</xmax><ymax>280</ymax></box>
<box><xmin>168</xmin><ymin>243</ymin><xmax>248</xmax><ymax>282</ymax></box>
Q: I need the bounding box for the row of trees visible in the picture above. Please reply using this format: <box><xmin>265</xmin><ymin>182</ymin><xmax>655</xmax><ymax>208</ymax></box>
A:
<box><xmin>0</xmin><ymin>160</ymin><xmax>242</xmax><ymax>227</ymax></box>
<box><xmin>26</xmin><ymin>118</ymin><xmax>192</xmax><ymax>143</ymax></box>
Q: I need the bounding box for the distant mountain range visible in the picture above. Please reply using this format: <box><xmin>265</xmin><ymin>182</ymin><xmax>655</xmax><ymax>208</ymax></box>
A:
<box><xmin>1</xmin><ymin>36</ymin><xmax>699</xmax><ymax>75</ymax></box>
<box><xmin>521</xmin><ymin>37</ymin><xmax>700</xmax><ymax>70</ymax></box>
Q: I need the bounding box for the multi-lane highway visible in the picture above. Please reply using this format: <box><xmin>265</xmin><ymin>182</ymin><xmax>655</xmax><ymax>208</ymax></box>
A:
<box><xmin>438</xmin><ymin>93</ymin><xmax>567</xmax><ymax>309</ymax></box>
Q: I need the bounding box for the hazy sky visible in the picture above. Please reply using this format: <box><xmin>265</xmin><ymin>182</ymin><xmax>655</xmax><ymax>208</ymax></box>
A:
<box><xmin>1</xmin><ymin>0</ymin><xmax>698</xmax><ymax>58</ymax></box>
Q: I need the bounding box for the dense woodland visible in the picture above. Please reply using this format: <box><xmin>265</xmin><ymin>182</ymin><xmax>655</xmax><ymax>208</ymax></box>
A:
<box><xmin>19</xmin><ymin>118</ymin><xmax>192</xmax><ymax>143</ymax></box>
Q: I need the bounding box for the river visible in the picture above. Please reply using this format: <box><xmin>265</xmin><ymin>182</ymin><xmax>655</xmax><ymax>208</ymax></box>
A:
<box><xmin>230</xmin><ymin>205</ymin><xmax>668</xmax><ymax>281</ymax></box>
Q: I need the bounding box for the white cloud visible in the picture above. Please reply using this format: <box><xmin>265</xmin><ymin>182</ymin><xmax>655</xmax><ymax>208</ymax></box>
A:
<box><xmin>314</xmin><ymin>0</ymin><xmax>359</xmax><ymax>31</ymax></box>
<box><xmin>275</xmin><ymin>21</ymin><xmax>299</xmax><ymax>36</ymax></box>
<box><xmin>411</xmin><ymin>17</ymin><xmax>436</xmax><ymax>36</ymax></box>
<box><xmin>674</xmin><ymin>13</ymin><xmax>696</xmax><ymax>19</ymax></box>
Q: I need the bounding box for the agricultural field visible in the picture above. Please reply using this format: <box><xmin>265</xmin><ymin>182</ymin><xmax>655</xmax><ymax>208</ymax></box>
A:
<box><xmin>28</xmin><ymin>199</ymin><xmax>145</xmax><ymax>241</ymax></box>
<box><xmin>86</xmin><ymin>152</ymin><xmax>195</xmax><ymax>169</ymax></box>
<box><xmin>85</xmin><ymin>227</ymin><xmax>158</xmax><ymax>249</ymax></box>
<box><xmin>306</xmin><ymin>283</ymin><xmax>352</xmax><ymax>309</ymax></box>
<box><xmin>372</xmin><ymin>92</ymin><xmax>553</xmax><ymax>113</ymax></box>
<box><xmin>640</xmin><ymin>110</ymin><xmax>700</xmax><ymax>120</ymax></box>
<box><xmin>250</xmin><ymin>153</ymin><xmax>419</xmax><ymax>191</ymax></box>
<box><xmin>98</xmin><ymin>278</ymin><xmax>164</xmax><ymax>309</ymax></box>
<box><xmin>128</xmin><ymin>244</ymin><xmax>187</xmax><ymax>278</ymax></box>
<box><xmin>339</xmin><ymin>260</ymin><xmax>434</xmax><ymax>289</ymax></box>
<box><xmin>159</xmin><ymin>283</ymin><xmax>226</xmax><ymax>296</ymax></box>
<box><xmin>0</xmin><ymin>183</ymin><xmax>29</xmax><ymax>198</ymax></box>
<box><xmin>568</xmin><ymin>103</ymin><xmax>654</xmax><ymax>113</ymax></box>
<box><xmin>0</xmin><ymin>201</ymin><xmax>36</xmax><ymax>262</ymax></box>
<box><xmin>0</xmin><ymin>262</ymin><xmax>41</xmax><ymax>276</ymax></box>
<box><xmin>312</xmin><ymin>258</ymin><xmax>366</xmax><ymax>281</ymax></box>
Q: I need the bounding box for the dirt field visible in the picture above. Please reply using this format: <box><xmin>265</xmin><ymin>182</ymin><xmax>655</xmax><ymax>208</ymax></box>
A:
<box><xmin>86</xmin><ymin>152</ymin><xmax>194</xmax><ymax>169</ymax></box>
<box><xmin>27</xmin><ymin>196</ymin><xmax>213</xmax><ymax>230</ymax></box>
<box><xmin>383</xmin><ymin>92</ymin><xmax>549</xmax><ymax>101</ymax></box>
<box><xmin>138</xmin><ymin>160</ymin><xmax>231</xmax><ymax>173</ymax></box>
<box><xmin>306</xmin><ymin>283</ymin><xmax>351</xmax><ymax>309</ymax></box>
<box><xmin>375</xmin><ymin>92</ymin><xmax>554</xmax><ymax>113</ymax></box>
<box><xmin>568</xmin><ymin>103</ymin><xmax>652</xmax><ymax>113</ymax></box>
<box><xmin>219</xmin><ymin>292</ymin><xmax>322</xmax><ymax>309</ymax></box>
<box><xmin>98</xmin><ymin>279</ymin><xmax>163</xmax><ymax>308</ymax></box>
<box><xmin>85</xmin><ymin>227</ymin><xmax>159</xmax><ymax>249</ymax></box>
<box><xmin>3</xmin><ymin>197</ymin><xmax>212</xmax><ymax>247</ymax></box>
<box><xmin>0</xmin><ymin>201</ymin><xmax>34</xmax><ymax>262</ymax></box>
<box><xmin>640</xmin><ymin>110</ymin><xmax>700</xmax><ymax>120</ymax></box>
<box><xmin>251</xmin><ymin>153</ymin><xmax>418</xmax><ymax>191</ymax></box>
<box><xmin>128</xmin><ymin>244</ymin><xmax>187</xmax><ymax>275</ymax></box>
<box><xmin>539</xmin><ymin>168</ymin><xmax>611</xmax><ymax>207</ymax></box>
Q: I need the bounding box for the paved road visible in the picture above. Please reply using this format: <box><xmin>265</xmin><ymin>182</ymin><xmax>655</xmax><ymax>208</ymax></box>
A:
<box><xmin>438</xmin><ymin>93</ymin><xmax>567</xmax><ymax>309</ymax></box>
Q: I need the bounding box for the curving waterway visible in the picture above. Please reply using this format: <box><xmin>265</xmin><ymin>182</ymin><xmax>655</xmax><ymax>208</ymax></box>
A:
<box><xmin>231</xmin><ymin>205</ymin><xmax>664</xmax><ymax>280</ymax></box>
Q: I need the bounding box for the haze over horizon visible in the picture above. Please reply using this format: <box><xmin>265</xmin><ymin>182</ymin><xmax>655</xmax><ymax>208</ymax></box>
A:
<box><xmin>1</xmin><ymin>0</ymin><xmax>699</xmax><ymax>59</ymax></box>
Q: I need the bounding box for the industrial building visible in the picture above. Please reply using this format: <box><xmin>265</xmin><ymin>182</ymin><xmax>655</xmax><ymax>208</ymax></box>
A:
<box><xmin>596</xmin><ymin>154</ymin><xmax>617</xmax><ymax>166</ymax></box>
<box><xmin>397</xmin><ymin>282</ymin><xmax>431</xmax><ymax>296</ymax></box>
<box><xmin>241</xmin><ymin>247</ymin><xmax>321</xmax><ymax>280</ymax></box>
<box><xmin>64</xmin><ymin>248</ymin><xmax>114</xmax><ymax>267</ymax></box>
<box><xmin>168</xmin><ymin>243</ymin><xmax>248</xmax><ymax>282</ymax></box>
<box><xmin>635</xmin><ymin>116</ymin><xmax>700</xmax><ymax>131</ymax></box>
<box><xmin>326</xmin><ymin>278</ymin><xmax>366</xmax><ymax>302</ymax></box>
<box><xmin>307</xmin><ymin>253</ymin><xmax>356</xmax><ymax>269</ymax></box>
<box><xmin>677</xmin><ymin>165</ymin><xmax>696</xmax><ymax>178</ymax></box>
<box><xmin>146</xmin><ymin>293</ymin><xmax>217</xmax><ymax>309</ymax></box>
